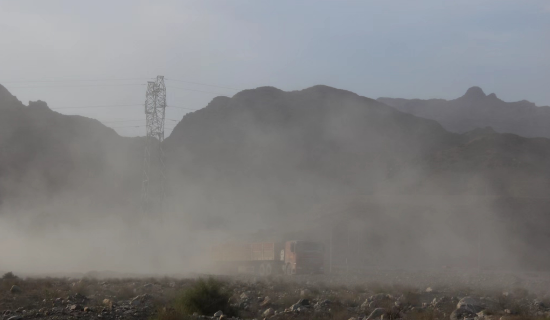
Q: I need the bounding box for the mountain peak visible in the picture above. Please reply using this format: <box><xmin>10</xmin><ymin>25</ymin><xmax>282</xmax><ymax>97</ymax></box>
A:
<box><xmin>462</xmin><ymin>86</ymin><xmax>486</xmax><ymax>100</ymax></box>
<box><xmin>0</xmin><ymin>84</ymin><xmax>21</xmax><ymax>107</ymax></box>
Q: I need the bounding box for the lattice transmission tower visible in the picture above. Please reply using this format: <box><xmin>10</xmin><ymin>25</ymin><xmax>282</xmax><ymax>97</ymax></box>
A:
<box><xmin>141</xmin><ymin>76</ymin><xmax>167</xmax><ymax>214</ymax></box>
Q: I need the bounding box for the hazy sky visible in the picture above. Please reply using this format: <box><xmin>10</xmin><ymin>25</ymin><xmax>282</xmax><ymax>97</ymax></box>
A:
<box><xmin>1</xmin><ymin>0</ymin><xmax>549</xmax><ymax>136</ymax></box>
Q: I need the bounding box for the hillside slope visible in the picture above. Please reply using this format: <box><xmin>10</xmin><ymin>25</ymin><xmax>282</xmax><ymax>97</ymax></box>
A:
<box><xmin>0</xmin><ymin>85</ymin><xmax>142</xmax><ymax>212</ymax></box>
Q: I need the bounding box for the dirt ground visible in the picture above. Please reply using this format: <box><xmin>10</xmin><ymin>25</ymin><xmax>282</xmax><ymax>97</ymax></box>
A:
<box><xmin>2</xmin><ymin>269</ymin><xmax>550</xmax><ymax>320</ymax></box>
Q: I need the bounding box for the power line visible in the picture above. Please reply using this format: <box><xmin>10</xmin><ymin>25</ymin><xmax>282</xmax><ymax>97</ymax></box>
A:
<box><xmin>51</xmin><ymin>104</ymin><xmax>143</xmax><ymax>110</ymax></box>
<box><xmin>1</xmin><ymin>78</ymin><xmax>151</xmax><ymax>84</ymax></box>
<box><xmin>166</xmin><ymin>86</ymin><xmax>231</xmax><ymax>96</ymax></box>
<box><xmin>51</xmin><ymin>103</ymin><xmax>199</xmax><ymax>112</ymax></box>
<box><xmin>101</xmin><ymin>119</ymin><xmax>144</xmax><ymax>124</ymax></box>
<box><xmin>7</xmin><ymin>84</ymin><xmax>146</xmax><ymax>89</ymax></box>
<box><xmin>165</xmin><ymin>78</ymin><xmax>240</xmax><ymax>91</ymax></box>
<box><xmin>167</xmin><ymin>105</ymin><xmax>199</xmax><ymax>111</ymax></box>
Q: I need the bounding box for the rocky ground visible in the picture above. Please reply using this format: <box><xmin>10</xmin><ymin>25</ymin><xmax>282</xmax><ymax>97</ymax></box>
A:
<box><xmin>2</xmin><ymin>269</ymin><xmax>550</xmax><ymax>320</ymax></box>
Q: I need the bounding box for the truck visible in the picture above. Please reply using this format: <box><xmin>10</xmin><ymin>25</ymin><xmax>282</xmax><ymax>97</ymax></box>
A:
<box><xmin>211</xmin><ymin>240</ymin><xmax>325</xmax><ymax>276</ymax></box>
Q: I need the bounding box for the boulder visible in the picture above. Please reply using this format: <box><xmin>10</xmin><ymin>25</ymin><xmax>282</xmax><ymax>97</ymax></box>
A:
<box><xmin>263</xmin><ymin>308</ymin><xmax>274</xmax><ymax>317</ymax></box>
<box><xmin>214</xmin><ymin>310</ymin><xmax>223</xmax><ymax>317</ymax></box>
<box><xmin>450</xmin><ymin>307</ymin><xmax>476</xmax><ymax>320</ymax></box>
<box><xmin>70</xmin><ymin>304</ymin><xmax>83</xmax><ymax>311</ymax></box>
<box><xmin>131</xmin><ymin>294</ymin><xmax>152</xmax><ymax>306</ymax></box>
<box><xmin>456</xmin><ymin>297</ymin><xmax>487</xmax><ymax>313</ymax></box>
<box><xmin>367</xmin><ymin>308</ymin><xmax>386</xmax><ymax>320</ymax></box>
<box><xmin>289</xmin><ymin>299</ymin><xmax>310</xmax><ymax>312</ymax></box>
<box><xmin>369</xmin><ymin>293</ymin><xmax>389</xmax><ymax>302</ymax></box>
<box><xmin>10</xmin><ymin>285</ymin><xmax>22</xmax><ymax>294</ymax></box>
<box><xmin>240</xmin><ymin>292</ymin><xmax>250</xmax><ymax>300</ymax></box>
<box><xmin>260</xmin><ymin>296</ymin><xmax>272</xmax><ymax>307</ymax></box>
<box><xmin>314</xmin><ymin>299</ymin><xmax>332</xmax><ymax>310</ymax></box>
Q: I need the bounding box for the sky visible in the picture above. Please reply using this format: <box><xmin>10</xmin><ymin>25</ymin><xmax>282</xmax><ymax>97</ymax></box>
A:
<box><xmin>1</xmin><ymin>0</ymin><xmax>549</xmax><ymax>137</ymax></box>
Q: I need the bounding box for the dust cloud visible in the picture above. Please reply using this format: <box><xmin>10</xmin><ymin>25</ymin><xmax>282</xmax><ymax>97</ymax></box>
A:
<box><xmin>1</xmin><ymin>86</ymin><xmax>548</xmax><ymax>277</ymax></box>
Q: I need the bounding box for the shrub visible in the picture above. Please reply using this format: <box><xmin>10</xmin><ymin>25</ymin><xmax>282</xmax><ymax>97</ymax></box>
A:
<box><xmin>2</xmin><ymin>272</ymin><xmax>18</xmax><ymax>280</ymax></box>
<box><xmin>174</xmin><ymin>278</ymin><xmax>233</xmax><ymax>316</ymax></box>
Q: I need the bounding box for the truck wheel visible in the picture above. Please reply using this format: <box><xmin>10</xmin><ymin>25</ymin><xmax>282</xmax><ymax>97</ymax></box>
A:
<box><xmin>258</xmin><ymin>263</ymin><xmax>266</xmax><ymax>276</ymax></box>
<box><xmin>265</xmin><ymin>263</ymin><xmax>272</xmax><ymax>276</ymax></box>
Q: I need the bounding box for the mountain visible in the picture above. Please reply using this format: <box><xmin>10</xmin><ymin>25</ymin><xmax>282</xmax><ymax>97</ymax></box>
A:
<box><xmin>378</xmin><ymin>86</ymin><xmax>550</xmax><ymax>138</ymax></box>
<box><xmin>163</xmin><ymin>85</ymin><xmax>550</xmax><ymax>269</ymax></box>
<box><xmin>163</xmin><ymin>86</ymin><xmax>459</xmax><ymax>222</ymax></box>
<box><xmin>3</xmin><ymin>83</ymin><xmax>550</xmax><ymax>269</ymax></box>
<box><xmin>0</xmin><ymin>85</ymin><xmax>142</xmax><ymax>212</ymax></box>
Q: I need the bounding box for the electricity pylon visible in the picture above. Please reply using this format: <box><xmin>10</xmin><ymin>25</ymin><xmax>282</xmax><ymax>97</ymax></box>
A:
<box><xmin>141</xmin><ymin>76</ymin><xmax>167</xmax><ymax>215</ymax></box>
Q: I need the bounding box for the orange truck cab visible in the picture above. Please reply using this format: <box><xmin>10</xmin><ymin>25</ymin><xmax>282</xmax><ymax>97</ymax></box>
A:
<box><xmin>282</xmin><ymin>240</ymin><xmax>325</xmax><ymax>275</ymax></box>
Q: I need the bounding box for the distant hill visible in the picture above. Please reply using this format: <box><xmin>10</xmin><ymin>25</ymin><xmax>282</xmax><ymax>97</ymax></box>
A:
<box><xmin>378</xmin><ymin>86</ymin><xmax>550</xmax><ymax>138</ymax></box>
<box><xmin>0</xmin><ymin>85</ymin><xmax>142</xmax><ymax>212</ymax></box>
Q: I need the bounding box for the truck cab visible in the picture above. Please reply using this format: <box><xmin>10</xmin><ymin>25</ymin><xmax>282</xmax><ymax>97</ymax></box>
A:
<box><xmin>282</xmin><ymin>240</ymin><xmax>325</xmax><ymax>275</ymax></box>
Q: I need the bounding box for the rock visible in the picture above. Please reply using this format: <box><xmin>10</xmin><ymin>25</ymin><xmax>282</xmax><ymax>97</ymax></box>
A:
<box><xmin>70</xmin><ymin>304</ymin><xmax>83</xmax><ymax>311</ymax></box>
<box><xmin>290</xmin><ymin>299</ymin><xmax>309</xmax><ymax>311</ymax></box>
<box><xmin>314</xmin><ymin>299</ymin><xmax>331</xmax><ymax>310</ymax></box>
<box><xmin>7</xmin><ymin>316</ymin><xmax>22</xmax><ymax>320</ymax></box>
<box><xmin>263</xmin><ymin>308</ymin><xmax>274</xmax><ymax>317</ymax></box>
<box><xmin>450</xmin><ymin>308</ymin><xmax>476</xmax><ymax>320</ymax></box>
<box><xmin>9</xmin><ymin>285</ymin><xmax>22</xmax><ymax>294</ymax></box>
<box><xmin>143</xmin><ymin>283</ymin><xmax>153</xmax><ymax>289</ymax></box>
<box><xmin>368</xmin><ymin>293</ymin><xmax>389</xmax><ymax>302</ymax></box>
<box><xmin>289</xmin><ymin>299</ymin><xmax>310</xmax><ymax>312</ymax></box>
<box><xmin>432</xmin><ymin>297</ymin><xmax>448</xmax><ymax>307</ymax></box>
<box><xmin>214</xmin><ymin>310</ymin><xmax>223</xmax><ymax>317</ymax></box>
<box><xmin>260</xmin><ymin>296</ymin><xmax>272</xmax><ymax>307</ymax></box>
<box><xmin>240</xmin><ymin>292</ymin><xmax>250</xmax><ymax>300</ymax></box>
<box><xmin>367</xmin><ymin>308</ymin><xmax>386</xmax><ymax>320</ymax></box>
<box><xmin>456</xmin><ymin>297</ymin><xmax>486</xmax><ymax>313</ymax></box>
<box><xmin>131</xmin><ymin>294</ymin><xmax>152</xmax><ymax>306</ymax></box>
<box><xmin>425</xmin><ymin>287</ymin><xmax>433</xmax><ymax>293</ymax></box>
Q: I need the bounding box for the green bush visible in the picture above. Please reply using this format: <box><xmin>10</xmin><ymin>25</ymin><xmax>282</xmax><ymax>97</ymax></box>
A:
<box><xmin>174</xmin><ymin>278</ymin><xmax>233</xmax><ymax>316</ymax></box>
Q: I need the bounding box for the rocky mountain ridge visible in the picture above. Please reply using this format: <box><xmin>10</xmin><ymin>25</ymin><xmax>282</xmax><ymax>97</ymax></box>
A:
<box><xmin>378</xmin><ymin>86</ymin><xmax>550</xmax><ymax>138</ymax></box>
